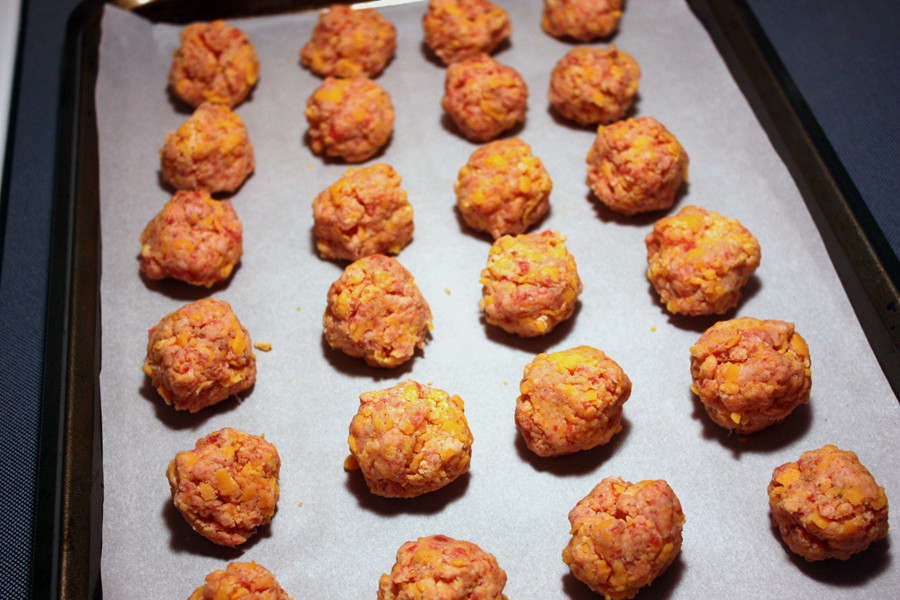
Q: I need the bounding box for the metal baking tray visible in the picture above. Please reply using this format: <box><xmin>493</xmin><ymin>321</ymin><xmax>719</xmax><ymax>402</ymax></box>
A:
<box><xmin>36</xmin><ymin>0</ymin><xmax>899</xmax><ymax>598</ymax></box>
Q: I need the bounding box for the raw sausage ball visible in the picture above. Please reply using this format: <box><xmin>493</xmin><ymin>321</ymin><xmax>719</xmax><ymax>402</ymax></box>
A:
<box><xmin>167</xmin><ymin>428</ymin><xmax>280</xmax><ymax>547</ymax></box>
<box><xmin>480</xmin><ymin>230</ymin><xmax>582</xmax><ymax>337</ymax></box>
<box><xmin>306</xmin><ymin>76</ymin><xmax>395</xmax><ymax>163</ymax></box>
<box><xmin>548</xmin><ymin>46</ymin><xmax>641</xmax><ymax>126</ymax></box>
<box><xmin>323</xmin><ymin>254</ymin><xmax>432</xmax><ymax>368</ymax></box>
<box><xmin>169</xmin><ymin>20</ymin><xmax>260</xmax><ymax>109</ymax></box>
<box><xmin>586</xmin><ymin>116</ymin><xmax>688</xmax><ymax>216</ymax></box>
<box><xmin>542</xmin><ymin>0</ymin><xmax>624</xmax><ymax>41</ymax></box>
<box><xmin>422</xmin><ymin>0</ymin><xmax>512</xmax><ymax>65</ymax></box>
<box><xmin>188</xmin><ymin>562</ymin><xmax>294</xmax><ymax>600</ymax></box>
<box><xmin>768</xmin><ymin>445</ymin><xmax>889</xmax><ymax>561</ymax></box>
<box><xmin>645</xmin><ymin>205</ymin><xmax>761</xmax><ymax>316</ymax></box>
<box><xmin>301</xmin><ymin>5</ymin><xmax>397</xmax><ymax>78</ymax></box>
<box><xmin>139</xmin><ymin>190</ymin><xmax>242</xmax><ymax>287</ymax></box>
<box><xmin>160</xmin><ymin>102</ymin><xmax>255</xmax><ymax>194</ymax></box>
<box><xmin>313</xmin><ymin>163</ymin><xmax>413</xmax><ymax>261</ymax></box>
<box><xmin>347</xmin><ymin>380</ymin><xmax>473</xmax><ymax>498</ymax></box>
<box><xmin>378</xmin><ymin>535</ymin><xmax>507</xmax><ymax>600</ymax></box>
<box><xmin>516</xmin><ymin>345</ymin><xmax>631</xmax><ymax>457</ymax></box>
<box><xmin>455</xmin><ymin>137</ymin><xmax>552</xmax><ymax>239</ymax></box>
<box><xmin>442</xmin><ymin>54</ymin><xmax>528</xmax><ymax>142</ymax></box>
<box><xmin>143</xmin><ymin>298</ymin><xmax>256</xmax><ymax>412</ymax></box>
<box><xmin>563</xmin><ymin>477</ymin><xmax>685</xmax><ymax>600</ymax></box>
<box><xmin>690</xmin><ymin>317</ymin><xmax>811</xmax><ymax>434</ymax></box>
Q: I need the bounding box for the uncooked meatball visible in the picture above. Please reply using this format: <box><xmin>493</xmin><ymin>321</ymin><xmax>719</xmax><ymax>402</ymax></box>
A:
<box><xmin>323</xmin><ymin>254</ymin><xmax>432</xmax><ymax>367</ymax></box>
<box><xmin>301</xmin><ymin>5</ymin><xmax>397</xmax><ymax>78</ymax></box>
<box><xmin>548</xmin><ymin>46</ymin><xmax>640</xmax><ymax>126</ymax></box>
<box><xmin>347</xmin><ymin>380</ymin><xmax>473</xmax><ymax>498</ymax></box>
<box><xmin>563</xmin><ymin>477</ymin><xmax>685</xmax><ymax>600</ymax></box>
<box><xmin>542</xmin><ymin>0</ymin><xmax>624</xmax><ymax>41</ymax></box>
<box><xmin>586</xmin><ymin>116</ymin><xmax>688</xmax><ymax>216</ymax></box>
<box><xmin>768</xmin><ymin>445</ymin><xmax>889</xmax><ymax>561</ymax></box>
<box><xmin>645</xmin><ymin>205</ymin><xmax>761</xmax><ymax>316</ymax></box>
<box><xmin>188</xmin><ymin>562</ymin><xmax>293</xmax><ymax>600</ymax></box>
<box><xmin>139</xmin><ymin>189</ymin><xmax>242</xmax><ymax>287</ymax></box>
<box><xmin>455</xmin><ymin>137</ymin><xmax>551</xmax><ymax>239</ymax></box>
<box><xmin>306</xmin><ymin>76</ymin><xmax>395</xmax><ymax>162</ymax></box>
<box><xmin>516</xmin><ymin>345</ymin><xmax>631</xmax><ymax>457</ymax></box>
<box><xmin>442</xmin><ymin>54</ymin><xmax>528</xmax><ymax>142</ymax></box>
<box><xmin>480</xmin><ymin>230</ymin><xmax>582</xmax><ymax>337</ymax></box>
<box><xmin>313</xmin><ymin>163</ymin><xmax>413</xmax><ymax>261</ymax></box>
<box><xmin>422</xmin><ymin>0</ymin><xmax>512</xmax><ymax>65</ymax></box>
<box><xmin>143</xmin><ymin>298</ymin><xmax>256</xmax><ymax>412</ymax></box>
<box><xmin>167</xmin><ymin>428</ymin><xmax>280</xmax><ymax>547</ymax></box>
<box><xmin>378</xmin><ymin>535</ymin><xmax>508</xmax><ymax>599</ymax></box>
<box><xmin>690</xmin><ymin>317</ymin><xmax>811</xmax><ymax>434</ymax></box>
<box><xmin>169</xmin><ymin>20</ymin><xmax>260</xmax><ymax>109</ymax></box>
<box><xmin>160</xmin><ymin>102</ymin><xmax>255</xmax><ymax>194</ymax></box>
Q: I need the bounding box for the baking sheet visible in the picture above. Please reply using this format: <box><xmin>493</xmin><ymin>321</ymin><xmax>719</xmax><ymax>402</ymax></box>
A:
<box><xmin>95</xmin><ymin>1</ymin><xmax>899</xmax><ymax>597</ymax></box>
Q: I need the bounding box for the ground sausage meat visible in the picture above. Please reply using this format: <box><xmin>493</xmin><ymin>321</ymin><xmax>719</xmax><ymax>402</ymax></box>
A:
<box><xmin>586</xmin><ymin>116</ymin><xmax>687</xmax><ymax>216</ymax></box>
<box><xmin>768</xmin><ymin>444</ymin><xmax>889</xmax><ymax>561</ymax></box>
<box><xmin>690</xmin><ymin>317</ymin><xmax>811</xmax><ymax>434</ymax></box>
<box><xmin>422</xmin><ymin>0</ymin><xmax>512</xmax><ymax>65</ymax></box>
<box><xmin>301</xmin><ymin>5</ymin><xmax>397</xmax><ymax>78</ymax></box>
<box><xmin>169</xmin><ymin>20</ymin><xmax>260</xmax><ymax>109</ymax></box>
<box><xmin>160</xmin><ymin>102</ymin><xmax>255</xmax><ymax>194</ymax></box>
<box><xmin>188</xmin><ymin>562</ymin><xmax>293</xmax><ymax>600</ymax></box>
<box><xmin>563</xmin><ymin>477</ymin><xmax>685</xmax><ymax>600</ymax></box>
<box><xmin>549</xmin><ymin>46</ymin><xmax>640</xmax><ymax>126</ymax></box>
<box><xmin>542</xmin><ymin>0</ymin><xmax>624</xmax><ymax>41</ymax></box>
<box><xmin>323</xmin><ymin>254</ymin><xmax>432</xmax><ymax>368</ymax></box>
<box><xmin>480</xmin><ymin>229</ymin><xmax>582</xmax><ymax>337</ymax></box>
<box><xmin>143</xmin><ymin>298</ymin><xmax>256</xmax><ymax>412</ymax></box>
<box><xmin>167</xmin><ymin>428</ymin><xmax>280</xmax><ymax>547</ymax></box>
<box><xmin>347</xmin><ymin>380</ymin><xmax>473</xmax><ymax>498</ymax></box>
<box><xmin>378</xmin><ymin>535</ymin><xmax>508</xmax><ymax>600</ymax></box>
<box><xmin>645</xmin><ymin>205</ymin><xmax>761</xmax><ymax>316</ymax></box>
<box><xmin>442</xmin><ymin>54</ymin><xmax>528</xmax><ymax>143</ymax></box>
<box><xmin>139</xmin><ymin>190</ymin><xmax>242</xmax><ymax>287</ymax></box>
<box><xmin>516</xmin><ymin>345</ymin><xmax>631</xmax><ymax>457</ymax></box>
<box><xmin>313</xmin><ymin>163</ymin><xmax>413</xmax><ymax>261</ymax></box>
<box><xmin>455</xmin><ymin>137</ymin><xmax>551</xmax><ymax>239</ymax></box>
<box><xmin>306</xmin><ymin>76</ymin><xmax>395</xmax><ymax>163</ymax></box>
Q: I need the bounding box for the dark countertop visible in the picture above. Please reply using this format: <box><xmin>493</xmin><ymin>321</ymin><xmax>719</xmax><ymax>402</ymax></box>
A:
<box><xmin>1</xmin><ymin>0</ymin><xmax>897</xmax><ymax>597</ymax></box>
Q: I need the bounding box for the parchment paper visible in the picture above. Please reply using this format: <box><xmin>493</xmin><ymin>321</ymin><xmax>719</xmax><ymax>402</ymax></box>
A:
<box><xmin>96</xmin><ymin>1</ymin><xmax>899</xmax><ymax>598</ymax></box>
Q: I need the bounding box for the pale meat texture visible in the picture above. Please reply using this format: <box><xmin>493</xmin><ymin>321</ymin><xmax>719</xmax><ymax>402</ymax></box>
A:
<box><xmin>563</xmin><ymin>477</ymin><xmax>685</xmax><ymax>600</ymax></box>
<box><xmin>167</xmin><ymin>428</ymin><xmax>280</xmax><ymax>547</ymax></box>
<box><xmin>549</xmin><ymin>46</ymin><xmax>640</xmax><ymax>126</ymax></box>
<box><xmin>768</xmin><ymin>445</ymin><xmax>889</xmax><ymax>561</ymax></box>
<box><xmin>378</xmin><ymin>535</ymin><xmax>508</xmax><ymax>600</ymax></box>
<box><xmin>323</xmin><ymin>254</ymin><xmax>432</xmax><ymax>367</ymax></box>
<box><xmin>586</xmin><ymin>116</ymin><xmax>688</xmax><ymax>216</ymax></box>
<box><xmin>442</xmin><ymin>54</ymin><xmax>528</xmax><ymax>142</ymax></box>
<box><xmin>645</xmin><ymin>205</ymin><xmax>761</xmax><ymax>315</ymax></box>
<box><xmin>690</xmin><ymin>317</ymin><xmax>811</xmax><ymax>433</ymax></box>
<box><xmin>139</xmin><ymin>190</ymin><xmax>242</xmax><ymax>287</ymax></box>
<box><xmin>347</xmin><ymin>380</ymin><xmax>473</xmax><ymax>498</ymax></box>
<box><xmin>422</xmin><ymin>0</ymin><xmax>512</xmax><ymax>65</ymax></box>
<box><xmin>542</xmin><ymin>0</ymin><xmax>624</xmax><ymax>41</ymax></box>
<box><xmin>160</xmin><ymin>102</ymin><xmax>255</xmax><ymax>194</ymax></box>
<box><xmin>313</xmin><ymin>163</ymin><xmax>414</xmax><ymax>261</ymax></box>
<box><xmin>142</xmin><ymin>298</ymin><xmax>256</xmax><ymax>412</ymax></box>
<box><xmin>169</xmin><ymin>20</ymin><xmax>260</xmax><ymax>109</ymax></box>
<box><xmin>516</xmin><ymin>345</ymin><xmax>631</xmax><ymax>457</ymax></box>
<box><xmin>188</xmin><ymin>562</ymin><xmax>293</xmax><ymax>600</ymax></box>
<box><xmin>301</xmin><ymin>5</ymin><xmax>397</xmax><ymax>78</ymax></box>
<box><xmin>455</xmin><ymin>137</ymin><xmax>551</xmax><ymax>239</ymax></box>
<box><xmin>480</xmin><ymin>230</ymin><xmax>582</xmax><ymax>337</ymax></box>
<box><xmin>306</xmin><ymin>76</ymin><xmax>395</xmax><ymax>163</ymax></box>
